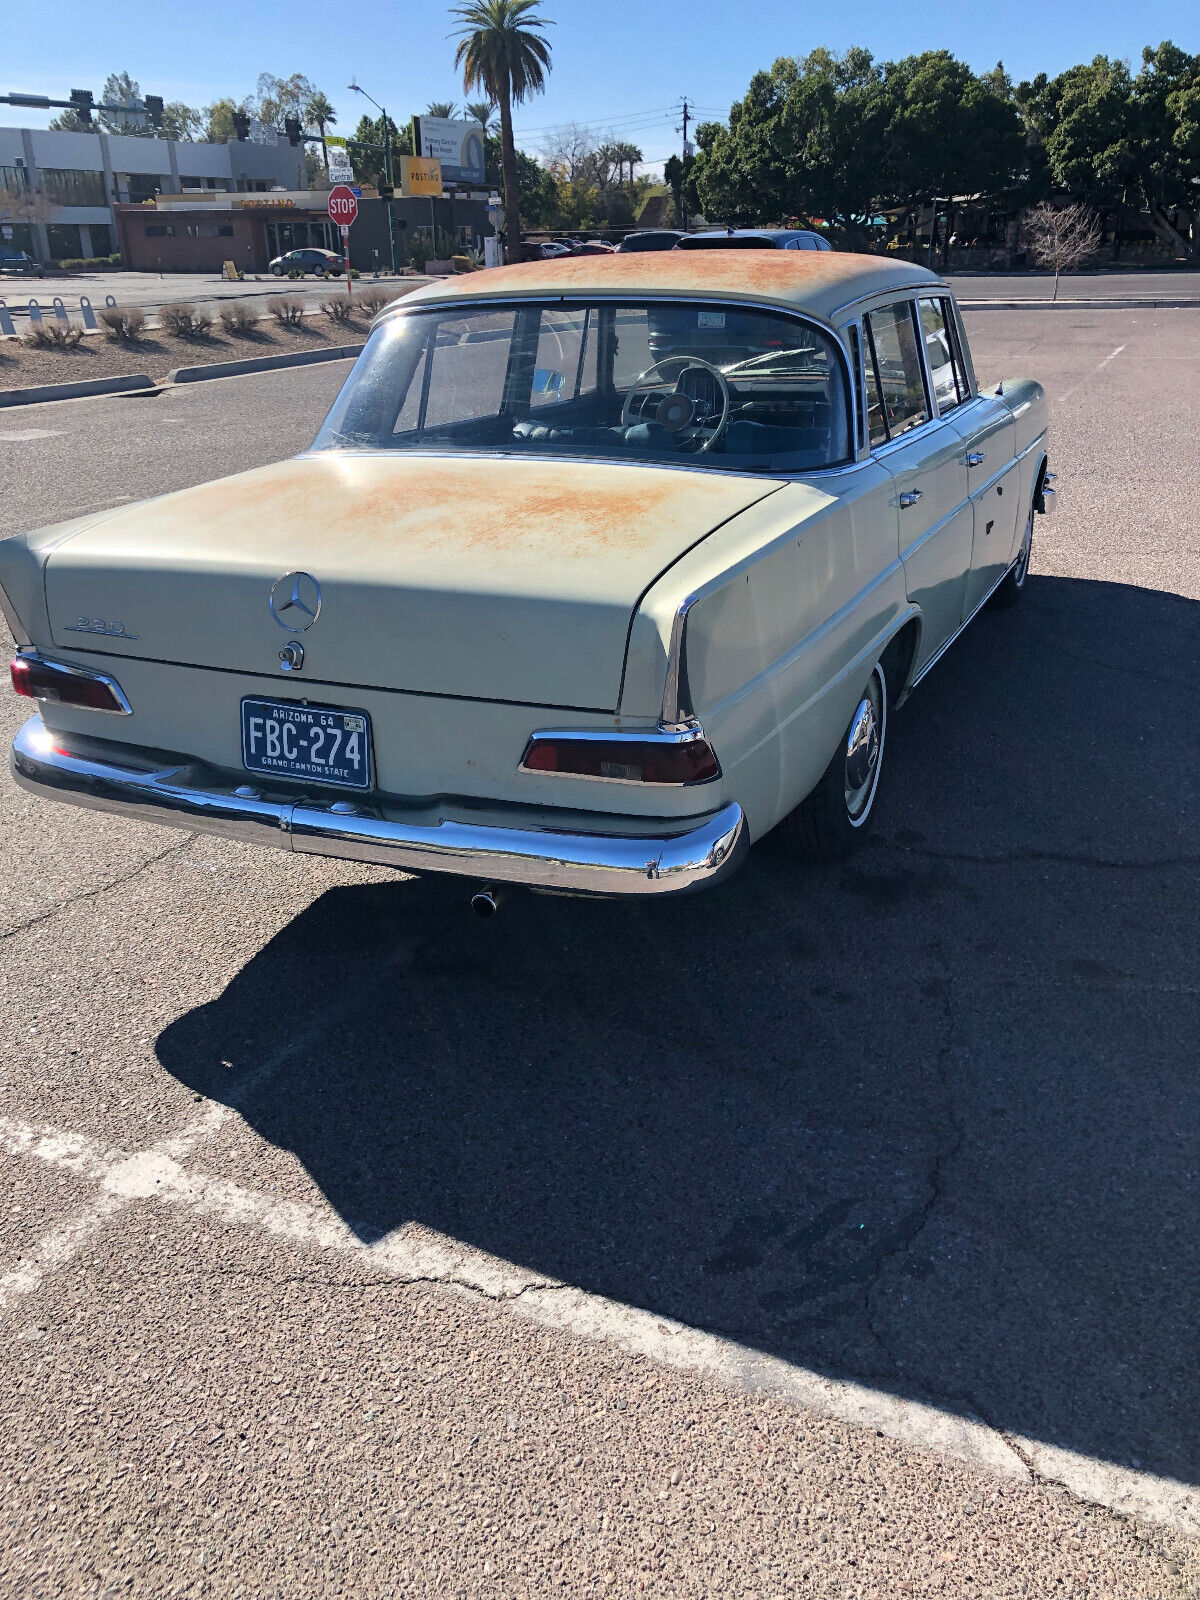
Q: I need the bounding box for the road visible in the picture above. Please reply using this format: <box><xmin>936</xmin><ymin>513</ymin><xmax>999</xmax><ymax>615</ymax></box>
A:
<box><xmin>2</xmin><ymin>268</ymin><xmax>429</xmax><ymax>327</ymax></box>
<box><xmin>1</xmin><ymin>309</ymin><xmax>1199</xmax><ymax>1598</ymax></box>
<box><xmin>946</xmin><ymin>270</ymin><xmax>1200</xmax><ymax>302</ymax></box>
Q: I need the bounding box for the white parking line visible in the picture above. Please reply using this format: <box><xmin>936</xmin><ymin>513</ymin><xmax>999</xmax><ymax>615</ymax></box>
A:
<box><xmin>2</xmin><ymin>1108</ymin><xmax>1197</xmax><ymax>1539</ymax></box>
<box><xmin>1057</xmin><ymin>343</ymin><xmax>1126</xmax><ymax>404</ymax></box>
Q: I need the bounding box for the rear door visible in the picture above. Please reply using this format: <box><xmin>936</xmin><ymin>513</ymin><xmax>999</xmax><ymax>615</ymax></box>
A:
<box><xmin>864</xmin><ymin>298</ymin><xmax>972</xmax><ymax>673</ymax></box>
<box><xmin>918</xmin><ymin>295</ymin><xmax>1020</xmax><ymax>616</ymax></box>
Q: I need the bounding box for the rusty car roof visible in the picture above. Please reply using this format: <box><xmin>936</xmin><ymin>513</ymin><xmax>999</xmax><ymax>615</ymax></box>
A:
<box><xmin>397</xmin><ymin>250</ymin><xmax>946</xmax><ymax>323</ymax></box>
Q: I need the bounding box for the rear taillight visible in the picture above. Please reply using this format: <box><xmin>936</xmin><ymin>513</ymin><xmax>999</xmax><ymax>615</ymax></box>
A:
<box><xmin>521</xmin><ymin>731</ymin><xmax>720</xmax><ymax>785</ymax></box>
<box><xmin>10</xmin><ymin>655</ymin><xmax>131</xmax><ymax>714</ymax></box>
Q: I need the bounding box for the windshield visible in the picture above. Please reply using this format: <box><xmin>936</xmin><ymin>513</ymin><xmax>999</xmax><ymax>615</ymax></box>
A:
<box><xmin>313</xmin><ymin>300</ymin><xmax>852</xmax><ymax>472</ymax></box>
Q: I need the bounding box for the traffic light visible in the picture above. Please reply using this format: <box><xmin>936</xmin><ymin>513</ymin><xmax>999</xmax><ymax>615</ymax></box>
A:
<box><xmin>284</xmin><ymin>115</ymin><xmax>302</xmax><ymax>146</ymax></box>
<box><xmin>68</xmin><ymin>88</ymin><xmax>94</xmax><ymax>126</ymax></box>
<box><xmin>232</xmin><ymin>109</ymin><xmax>251</xmax><ymax>141</ymax></box>
<box><xmin>378</xmin><ymin>182</ymin><xmax>394</xmax><ymax>201</ymax></box>
<box><xmin>144</xmin><ymin>95</ymin><xmax>164</xmax><ymax>129</ymax></box>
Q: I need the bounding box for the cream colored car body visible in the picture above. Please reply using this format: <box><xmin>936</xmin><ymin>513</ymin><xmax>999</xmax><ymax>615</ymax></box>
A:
<box><xmin>3</xmin><ymin>251</ymin><xmax>1052</xmax><ymax>896</ymax></box>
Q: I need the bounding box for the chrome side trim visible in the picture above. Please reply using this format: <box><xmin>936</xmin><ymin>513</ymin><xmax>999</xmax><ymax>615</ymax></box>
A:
<box><xmin>518</xmin><ymin>722</ymin><xmax>718</xmax><ymax>787</ymax></box>
<box><xmin>13</xmin><ymin>650</ymin><xmax>133</xmax><ymax>715</ymax></box>
<box><xmin>11</xmin><ymin>716</ymin><xmax>748</xmax><ymax>898</ymax></box>
<box><xmin>660</xmin><ymin>592</ymin><xmax>701</xmax><ymax>727</ymax></box>
<box><xmin>909</xmin><ymin>554</ymin><xmax>1020</xmax><ymax>691</ymax></box>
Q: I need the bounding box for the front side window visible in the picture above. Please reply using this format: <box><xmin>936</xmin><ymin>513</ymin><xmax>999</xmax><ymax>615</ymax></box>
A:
<box><xmin>313</xmin><ymin>299</ymin><xmax>853</xmax><ymax>472</ymax></box>
<box><xmin>863</xmin><ymin>301</ymin><xmax>929</xmax><ymax>445</ymax></box>
<box><xmin>918</xmin><ymin>297</ymin><xmax>970</xmax><ymax>413</ymax></box>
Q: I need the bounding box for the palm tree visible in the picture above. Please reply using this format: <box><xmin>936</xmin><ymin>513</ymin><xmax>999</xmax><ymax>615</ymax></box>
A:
<box><xmin>452</xmin><ymin>0</ymin><xmax>553</xmax><ymax>255</ymax></box>
<box><xmin>465</xmin><ymin>98</ymin><xmax>497</xmax><ymax>134</ymax></box>
<box><xmin>426</xmin><ymin>101</ymin><xmax>459</xmax><ymax>119</ymax></box>
<box><xmin>617</xmin><ymin>141</ymin><xmax>643</xmax><ymax>198</ymax></box>
<box><xmin>305</xmin><ymin>90</ymin><xmax>337</xmax><ymax>176</ymax></box>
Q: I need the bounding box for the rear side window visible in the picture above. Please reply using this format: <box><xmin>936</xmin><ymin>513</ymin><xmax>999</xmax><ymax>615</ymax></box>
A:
<box><xmin>863</xmin><ymin>301</ymin><xmax>929</xmax><ymax>445</ymax></box>
<box><xmin>918</xmin><ymin>297</ymin><xmax>970</xmax><ymax>413</ymax></box>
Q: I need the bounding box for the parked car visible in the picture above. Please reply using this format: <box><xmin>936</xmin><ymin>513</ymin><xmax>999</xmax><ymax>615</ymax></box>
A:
<box><xmin>268</xmin><ymin>248</ymin><xmax>343</xmax><ymax>277</ymax></box>
<box><xmin>617</xmin><ymin>230</ymin><xmax>687</xmax><ymax>252</ymax></box>
<box><xmin>574</xmin><ymin>240</ymin><xmax>615</xmax><ymax>255</ymax></box>
<box><xmin>5</xmin><ymin>251</ymin><xmax>1054</xmax><ymax>903</ymax></box>
<box><xmin>678</xmin><ymin>228</ymin><xmax>832</xmax><ymax>251</ymax></box>
<box><xmin>536</xmin><ymin>241</ymin><xmax>572</xmax><ymax>259</ymax></box>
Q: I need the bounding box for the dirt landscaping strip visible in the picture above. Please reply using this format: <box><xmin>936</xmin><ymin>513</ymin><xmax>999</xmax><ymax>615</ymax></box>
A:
<box><xmin>0</xmin><ymin>307</ymin><xmax>387</xmax><ymax>393</ymax></box>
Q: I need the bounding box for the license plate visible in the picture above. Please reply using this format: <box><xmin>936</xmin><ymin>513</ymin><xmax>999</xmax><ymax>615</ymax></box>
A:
<box><xmin>241</xmin><ymin>697</ymin><xmax>372</xmax><ymax>790</ymax></box>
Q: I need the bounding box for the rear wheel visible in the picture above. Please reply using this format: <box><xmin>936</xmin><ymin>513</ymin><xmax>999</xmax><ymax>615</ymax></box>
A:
<box><xmin>784</xmin><ymin>663</ymin><xmax>887</xmax><ymax>862</ymax></box>
<box><xmin>991</xmin><ymin>503</ymin><xmax>1033</xmax><ymax>610</ymax></box>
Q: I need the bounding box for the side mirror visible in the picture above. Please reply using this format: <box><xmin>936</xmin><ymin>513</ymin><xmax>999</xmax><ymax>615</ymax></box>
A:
<box><xmin>533</xmin><ymin>368</ymin><xmax>565</xmax><ymax>402</ymax></box>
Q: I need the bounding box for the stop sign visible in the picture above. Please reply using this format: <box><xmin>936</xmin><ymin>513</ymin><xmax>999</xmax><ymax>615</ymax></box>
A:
<box><xmin>328</xmin><ymin>185</ymin><xmax>359</xmax><ymax>228</ymax></box>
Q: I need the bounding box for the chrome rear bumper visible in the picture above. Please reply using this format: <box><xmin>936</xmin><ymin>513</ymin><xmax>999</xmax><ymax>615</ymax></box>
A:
<box><xmin>10</xmin><ymin>715</ymin><xmax>748</xmax><ymax>897</ymax></box>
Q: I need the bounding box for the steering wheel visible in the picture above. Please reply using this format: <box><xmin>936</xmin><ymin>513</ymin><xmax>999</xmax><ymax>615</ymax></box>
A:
<box><xmin>620</xmin><ymin>357</ymin><xmax>731</xmax><ymax>452</ymax></box>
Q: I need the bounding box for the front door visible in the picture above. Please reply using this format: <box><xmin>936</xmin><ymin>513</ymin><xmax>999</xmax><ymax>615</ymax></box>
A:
<box><xmin>864</xmin><ymin>299</ymin><xmax>973</xmax><ymax>675</ymax></box>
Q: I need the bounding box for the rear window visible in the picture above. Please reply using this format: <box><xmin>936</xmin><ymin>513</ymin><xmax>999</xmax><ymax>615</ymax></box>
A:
<box><xmin>314</xmin><ymin>299</ymin><xmax>853</xmax><ymax>473</ymax></box>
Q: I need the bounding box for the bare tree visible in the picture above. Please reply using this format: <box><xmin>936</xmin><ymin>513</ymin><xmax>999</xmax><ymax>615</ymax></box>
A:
<box><xmin>1021</xmin><ymin>201</ymin><xmax>1102</xmax><ymax>301</ymax></box>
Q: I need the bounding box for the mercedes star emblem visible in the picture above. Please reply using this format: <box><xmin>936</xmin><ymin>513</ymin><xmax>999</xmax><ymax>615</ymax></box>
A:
<box><xmin>269</xmin><ymin>571</ymin><xmax>322</xmax><ymax>633</ymax></box>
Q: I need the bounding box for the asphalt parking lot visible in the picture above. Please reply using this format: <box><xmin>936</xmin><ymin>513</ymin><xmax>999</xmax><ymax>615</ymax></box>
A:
<box><xmin>1</xmin><ymin>307</ymin><xmax>1199</xmax><ymax>1598</ymax></box>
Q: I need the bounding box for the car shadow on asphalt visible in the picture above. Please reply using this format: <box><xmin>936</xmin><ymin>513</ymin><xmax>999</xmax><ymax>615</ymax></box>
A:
<box><xmin>157</xmin><ymin>573</ymin><xmax>1200</xmax><ymax>1487</ymax></box>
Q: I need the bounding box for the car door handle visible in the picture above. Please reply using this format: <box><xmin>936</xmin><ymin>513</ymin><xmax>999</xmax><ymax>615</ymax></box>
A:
<box><xmin>967</xmin><ymin>451</ymin><xmax>986</xmax><ymax>466</ymax></box>
<box><xmin>899</xmin><ymin>490</ymin><xmax>923</xmax><ymax>508</ymax></box>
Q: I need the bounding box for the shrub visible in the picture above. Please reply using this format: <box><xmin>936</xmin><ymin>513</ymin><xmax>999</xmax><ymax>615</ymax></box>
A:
<box><xmin>286</xmin><ymin>267</ymin><xmax>304</xmax><ymax>279</ymax></box>
<box><xmin>319</xmin><ymin>294</ymin><xmax>355</xmax><ymax>324</ymax></box>
<box><xmin>269</xmin><ymin>296</ymin><xmax>305</xmax><ymax>327</ymax></box>
<box><xmin>23</xmin><ymin>320</ymin><xmax>84</xmax><ymax>350</ymax></box>
<box><xmin>98</xmin><ymin>305</ymin><xmax>147</xmax><ymax>342</ymax></box>
<box><xmin>354</xmin><ymin>287</ymin><xmax>391</xmax><ymax>318</ymax></box>
<box><xmin>159</xmin><ymin>301</ymin><xmax>213</xmax><ymax>338</ymax></box>
<box><xmin>217</xmin><ymin>301</ymin><xmax>257</xmax><ymax>336</ymax></box>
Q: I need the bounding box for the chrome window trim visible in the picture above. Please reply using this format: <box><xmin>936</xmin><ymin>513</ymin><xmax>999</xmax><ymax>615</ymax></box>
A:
<box><xmin>14</xmin><ymin>649</ymin><xmax>133</xmax><ymax>715</ymax></box>
<box><xmin>360</xmin><ymin>291</ymin><xmax>857</xmax><ymax>472</ymax></box>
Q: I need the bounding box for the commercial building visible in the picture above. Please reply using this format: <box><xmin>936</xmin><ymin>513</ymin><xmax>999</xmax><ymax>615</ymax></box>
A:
<box><xmin>116</xmin><ymin>191</ymin><xmax>494</xmax><ymax>274</ymax></box>
<box><xmin>0</xmin><ymin>125</ymin><xmax>304</xmax><ymax>264</ymax></box>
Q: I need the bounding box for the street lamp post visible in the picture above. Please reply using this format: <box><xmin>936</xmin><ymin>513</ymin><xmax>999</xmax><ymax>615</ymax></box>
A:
<box><xmin>349</xmin><ymin>80</ymin><xmax>398</xmax><ymax>274</ymax></box>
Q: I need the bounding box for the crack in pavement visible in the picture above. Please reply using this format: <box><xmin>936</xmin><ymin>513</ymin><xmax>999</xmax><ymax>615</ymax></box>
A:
<box><xmin>0</xmin><ymin>833</ymin><xmax>196</xmax><ymax>944</ymax></box>
<box><xmin>875</xmin><ymin>836</ymin><xmax>1200</xmax><ymax>872</ymax></box>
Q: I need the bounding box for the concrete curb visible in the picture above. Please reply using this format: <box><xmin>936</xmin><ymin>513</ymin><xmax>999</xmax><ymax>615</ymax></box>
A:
<box><xmin>0</xmin><ymin>372</ymin><xmax>155</xmax><ymax>408</ymax></box>
<box><xmin>166</xmin><ymin>344</ymin><xmax>365</xmax><ymax>383</ymax></box>
<box><xmin>959</xmin><ymin>297</ymin><xmax>1200</xmax><ymax>312</ymax></box>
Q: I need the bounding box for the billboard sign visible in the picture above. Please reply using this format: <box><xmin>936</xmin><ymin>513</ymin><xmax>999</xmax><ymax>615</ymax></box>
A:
<box><xmin>401</xmin><ymin>155</ymin><xmax>443</xmax><ymax>198</ymax></box>
<box><xmin>412</xmin><ymin>116</ymin><xmax>486</xmax><ymax>186</ymax></box>
<box><xmin>325</xmin><ymin>135</ymin><xmax>354</xmax><ymax>183</ymax></box>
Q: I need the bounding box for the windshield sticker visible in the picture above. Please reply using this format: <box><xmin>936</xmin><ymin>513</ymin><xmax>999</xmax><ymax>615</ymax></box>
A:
<box><xmin>697</xmin><ymin>311</ymin><xmax>726</xmax><ymax>329</ymax></box>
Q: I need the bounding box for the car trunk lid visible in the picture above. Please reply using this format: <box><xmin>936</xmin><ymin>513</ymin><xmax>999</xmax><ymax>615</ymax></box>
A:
<box><xmin>43</xmin><ymin>452</ymin><xmax>782</xmax><ymax>708</ymax></box>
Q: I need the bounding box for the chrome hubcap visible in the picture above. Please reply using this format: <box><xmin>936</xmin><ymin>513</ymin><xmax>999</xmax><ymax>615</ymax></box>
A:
<box><xmin>844</xmin><ymin>672</ymin><xmax>884</xmax><ymax>822</ymax></box>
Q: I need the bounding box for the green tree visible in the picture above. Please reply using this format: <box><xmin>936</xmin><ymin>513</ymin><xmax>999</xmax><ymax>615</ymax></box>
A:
<box><xmin>160</xmin><ymin>101</ymin><xmax>203</xmax><ymax>141</ymax></box>
<box><xmin>253</xmin><ymin>72</ymin><xmax>317</xmax><ymax>130</ymax></box>
<box><xmin>465</xmin><ymin>99</ymin><xmax>498</xmax><ymax>133</ymax></box>
<box><xmin>1132</xmin><ymin>42</ymin><xmax>1200</xmax><ymax>255</ymax></box>
<box><xmin>426</xmin><ymin>101</ymin><xmax>459</xmax><ymax>118</ymax></box>
<box><xmin>98</xmin><ymin>71</ymin><xmax>148</xmax><ymax>134</ymax></box>
<box><xmin>453</xmin><ymin>0</ymin><xmax>554</xmax><ymax>253</ymax></box>
<box><xmin>350</xmin><ymin>113</ymin><xmax>412</xmax><ymax>186</ymax></box>
<box><xmin>663</xmin><ymin>151</ymin><xmax>698</xmax><ymax>224</ymax></box>
<box><xmin>305</xmin><ymin>90</ymin><xmax>337</xmax><ymax>175</ymax></box>
<box><xmin>47</xmin><ymin>107</ymin><xmax>92</xmax><ymax>132</ymax></box>
<box><xmin>484</xmin><ymin>134</ymin><xmax>558</xmax><ymax>224</ymax></box>
<box><xmin>203</xmin><ymin>98</ymin><xmax>243</xmax><ymax>143</ymax></box>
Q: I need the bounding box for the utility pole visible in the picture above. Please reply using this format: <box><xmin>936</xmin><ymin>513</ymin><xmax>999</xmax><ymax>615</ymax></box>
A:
<box><xmin>680</xmin><ymin>98</ymin><xmax>690</xmax><ymax>158</ymax></box>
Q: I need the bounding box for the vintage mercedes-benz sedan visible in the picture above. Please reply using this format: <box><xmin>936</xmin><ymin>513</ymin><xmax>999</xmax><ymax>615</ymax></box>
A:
<box><xmin>4</xmin><ymin>251</ymin><xmax>1055</xmax><ymax>902</ymax></box>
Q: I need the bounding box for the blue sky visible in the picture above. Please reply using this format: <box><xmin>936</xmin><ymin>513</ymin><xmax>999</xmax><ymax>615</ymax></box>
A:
<box><xmin>9</xmin><ymin>0</ymin><xmax>1198</xmax><ymax>173</ymax></box>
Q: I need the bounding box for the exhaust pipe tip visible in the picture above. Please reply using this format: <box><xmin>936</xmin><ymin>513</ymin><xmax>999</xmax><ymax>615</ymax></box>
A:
<box><xmin>470</xmin><ymin>886</ymin><xmax>503</xmax><ymax>918</ymax></box>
